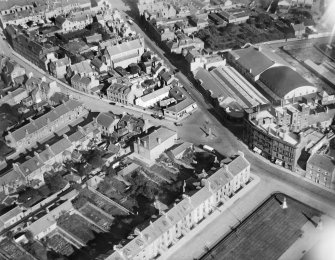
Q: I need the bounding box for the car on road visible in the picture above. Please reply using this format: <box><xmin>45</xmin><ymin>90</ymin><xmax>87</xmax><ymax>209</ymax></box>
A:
<box><xmin>174</xmin><ymin>122</ymin><xmax>182</xmax><ymax>126</ymax></box>
<box><xmin>151</xmin><ymin>113</ymin><xmax>164</xmax><ymax>120</ymax></box>
<box><xmin>109</xmin><ymin>102</ymin><xmax>116</xmax><ymax>105</ymax></box>
<box><xmin>203</xmin><ymin>145</ymin><xmax>215</xmax><ymax>153</ymax></box>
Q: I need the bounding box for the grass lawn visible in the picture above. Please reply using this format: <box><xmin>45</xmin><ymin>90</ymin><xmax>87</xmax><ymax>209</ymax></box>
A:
<box><xmin>201</xmin><ymin>194</ymin><xmax>321</xmax><ymax>260</ymax></box>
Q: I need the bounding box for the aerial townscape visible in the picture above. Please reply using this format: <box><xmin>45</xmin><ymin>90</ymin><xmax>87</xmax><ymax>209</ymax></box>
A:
<box><xmin>0</xmin><ymin>0</ymin><xmax>335</xmax><ymax>259</ymax></box>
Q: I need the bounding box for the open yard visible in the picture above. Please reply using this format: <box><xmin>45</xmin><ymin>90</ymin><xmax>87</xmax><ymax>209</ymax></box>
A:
<box><xmin>196</xmin><ymin>18</ymin><xmax>286</xmax><ymax>51</ymax></box>
<box><xmin>47</xmin><ymin>233</ymin><xmax>74</xmax><ymax>256</ymax></box>
<box><xmin>201</xmin><ymin>194</ymin><xmax>321</xmax><ymax>260</ymax></box>
<box><xmin>79</xmin><ymin>203</ymin><xmax>115</xmax><ymax>230</ymax></box>
<box><xmin>0</xmin><ymin>239</ymin><xmax>35</xmax><ymax>260</ymax></box>
<box><xmin>74</xmin><ymin>188</ymin><xmax>128</xmax><ymax>217</ymax></box>
<box><xmin>286</xmin><ymin>46</ymin><xmax>331</xmax><ymax>64</ymax></box>
<box><xmin>57</xmin><ymin>213</ymin><xmax>101</xmax><ymax>244</ymax></box>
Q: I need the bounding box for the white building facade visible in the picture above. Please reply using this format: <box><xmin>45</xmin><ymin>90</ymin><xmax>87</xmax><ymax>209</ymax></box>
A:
<box><xmin>106</xmin><ymin>152</ymin><xmax>251</xmax><ymax>260</ymax></box>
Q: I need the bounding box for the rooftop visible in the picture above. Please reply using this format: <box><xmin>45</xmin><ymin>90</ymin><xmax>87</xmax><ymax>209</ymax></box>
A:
<box><xmin>9</xmin><ymin>100</ymin><xmax>83</xmax><ymax>142</ymax></box>
<box><xmin>164</xmin><ymin>97</ymin><xmax>195</xmax><ymax>113</ymax></box>
<box><xmin>140</xmin><ymin>127</ymin><xmax>177</xmax><ymax>150</ymax></box>
<box><xmin>230</xmin><ymin>46</ymin><xmax>291</xmax><ymax>77</ymax></box>
<box><xmin>138</xmin><ymin>86</ymin><xmax>170</xmax><ymax>103</ymax></box>
<box><xmin>96</xmin><ymin>112</ymin><xmax>118</xmax><ymax>129</ymax></box>
<box><xmin>106</xmin><ymin>39</ymin><xmax>143</xmax><ymax>58</ymax></box>
<box><xmin>70</xmin><ymin>60</ymin><xmax>94</xmax><ymax>75</ymax></box>
<box><xmin>0</xmin><ymin>206</ymin><xmax>22</xmax><ymax>225</ymax></box>
<box><xmin>259</xmin><ymin>66</ymin><xmax>314</xmax><ymax>99</ymax></box>
<box><xmin>308</xmin><ymin>153</ymin><xmax>335</xmax><ymax>173</ymax></box>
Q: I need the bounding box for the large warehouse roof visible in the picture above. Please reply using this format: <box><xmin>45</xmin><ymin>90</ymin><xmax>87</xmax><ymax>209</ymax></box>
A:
<box><xmin>259</xmin><ymin>66</ymin><xmax>314</xmax><ymax>99</ymax></box>
<box><xmin>230</xmin><ymin>46</ymin><xmax>291</xmax><ymax>77</ymax></box>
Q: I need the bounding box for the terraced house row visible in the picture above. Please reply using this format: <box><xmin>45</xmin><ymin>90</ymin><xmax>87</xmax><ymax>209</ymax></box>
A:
<box><xmin>0</xmin><ymin>120</ymin><xmax>101</xmax><ymax>191</ymax></box>
<box><xmin>106</xmin><ymin>152</ymin><xmax>251</xmax><ymax>260</ymax></box>
<box><xmin>5</xmin><ymin>100</ymin><xmax>88</xmax><ymax>151</ymax></box>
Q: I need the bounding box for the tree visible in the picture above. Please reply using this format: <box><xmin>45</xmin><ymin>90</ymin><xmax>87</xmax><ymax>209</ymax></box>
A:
<box><xmin>25</xmin><ymin>230</ymin><xmax>34</xmax><ymax>241</ymax></box>
<box><xmin>128</xmin><ymin>64</ymin><xmax>141</xmax><ymax>75</ymax></box>
<box><xmin>76</xmin><ymin>163</ymin><xmax>93</xmax><ymax>176</ymax></box>
<box><xmin>4</xmin><ymin>230</ymin><xmax>13</xmax><ymax>239</ymax></box>
<box><xmin>45</xmin><ymin>173</ymin><xmax>67</xmax><ymax>193</ymax></box>
<box><xmin>105</xmin><ymin>166</ymin><xmax>117</xmax><ymax>177</ymax></box>
<box><xmin>17</xmin><ymin>188</ymin><xmax>39</xmax><ymax>204</ymax></box>
<box><xmin>85</xmin><ymin>149</ymin><xmax>105</xmax><ymax>169</ymax></box>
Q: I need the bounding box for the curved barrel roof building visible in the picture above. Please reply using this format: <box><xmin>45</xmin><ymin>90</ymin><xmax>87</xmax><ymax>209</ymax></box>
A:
<box><xmin>259</xmin><ymin>66</ymin><xmax>318</xmax><ymax>100</ymax></box>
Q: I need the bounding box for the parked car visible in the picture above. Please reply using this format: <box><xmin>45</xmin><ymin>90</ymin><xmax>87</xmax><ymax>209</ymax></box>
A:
<box><xmin>151</xmin><ymin>113</ymin><xmax>164</xmax><ymax>120</ymax></box>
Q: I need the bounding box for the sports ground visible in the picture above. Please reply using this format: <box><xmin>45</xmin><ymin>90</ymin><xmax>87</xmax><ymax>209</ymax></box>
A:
<box><xmin>201</xmin><ymin>193</ymin><xmax>321</xmax><ymax>260</ymax></box>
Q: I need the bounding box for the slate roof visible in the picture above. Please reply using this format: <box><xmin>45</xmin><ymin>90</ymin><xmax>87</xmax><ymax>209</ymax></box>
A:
<box><xmin>169</xmin><ymin>142</ymin><xmax>192</xmax><ymax>157</ymax></box>
<box><xmin>106</xmin><ymin>39</ymin><xmax>142</xmax><ymax>58</ymax></box>
<box><xmin>0</xmin><ymin>170</ymin><xmax>25</xmax><ymax>186</ymax></box>
<box><xmin>91</xmin><ymin>58</ymin><xmax>104</xmax><ymax>68</ymax></box>
<box><xmin>54</xmin><ymin>56</ymin><xmax>71</xmax><ymax>67</ymax></box>
<box><xmin>108</xmin><ymin>83</ymin><xmax>131</xmax><ymax>95</ymax></box>
<box><xmin>194</xmin><ymin>68</ymin><xmax>230</xmax><ymax>99</ymax></box>
<box><xmin>308</xmin><ymin>153</ymin><xmax>335</xmax><ymax>173</ymax></box>
<box><xmin>50</xmin><ymin>138</ymin><xmax>72</xmax><ymax>155</ymax></box>
<box><xmin>70</xmin><ymin>59</ymin><xmax>93</xmax><ymax>73</ymax></box>
<box><xmin>9</xmin><ymin>100</ymin><xmax>83</xmax><ymax>142</ymax></box>
<box><xmin>71</xmin><ymin>73</ymin><xmax>93</xmax><ymax>86</ymax></box>
<box><xmin>227</xmin><ymin>155</ymin><xmax>250</xmax><ymax>176</ymax></box>
<box><xmin>0</xmin><ymin>206</ymin><xmax>22</xmax><ymax>225</ymax></box>
<box><xmin>164</xmin><ymin>97</ymin><xmax>195</xmax><ymax>113</ymax></box>
<box><xmin>138</xmin><ymin>86</ymin><xmax>170</xmax><ymax>103</ymax></box>
<box><xmin>18</xmin><ymin>156</ymin><xmax>44</xmax><ymax>177</ymax></box>
<box><xmin>230</xmin><ymin>46</ymin><xmax>291</xmax><ymax>77</ymax></box>
<box><xmin>140</xmin><ymin>127</ymin><xmax>177</xmax><ymax>150</ymax></box>
<box><xmin>96</xmin><ymin>112</ymin><xmax>118</xmax><ymax>129</ymax></box>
